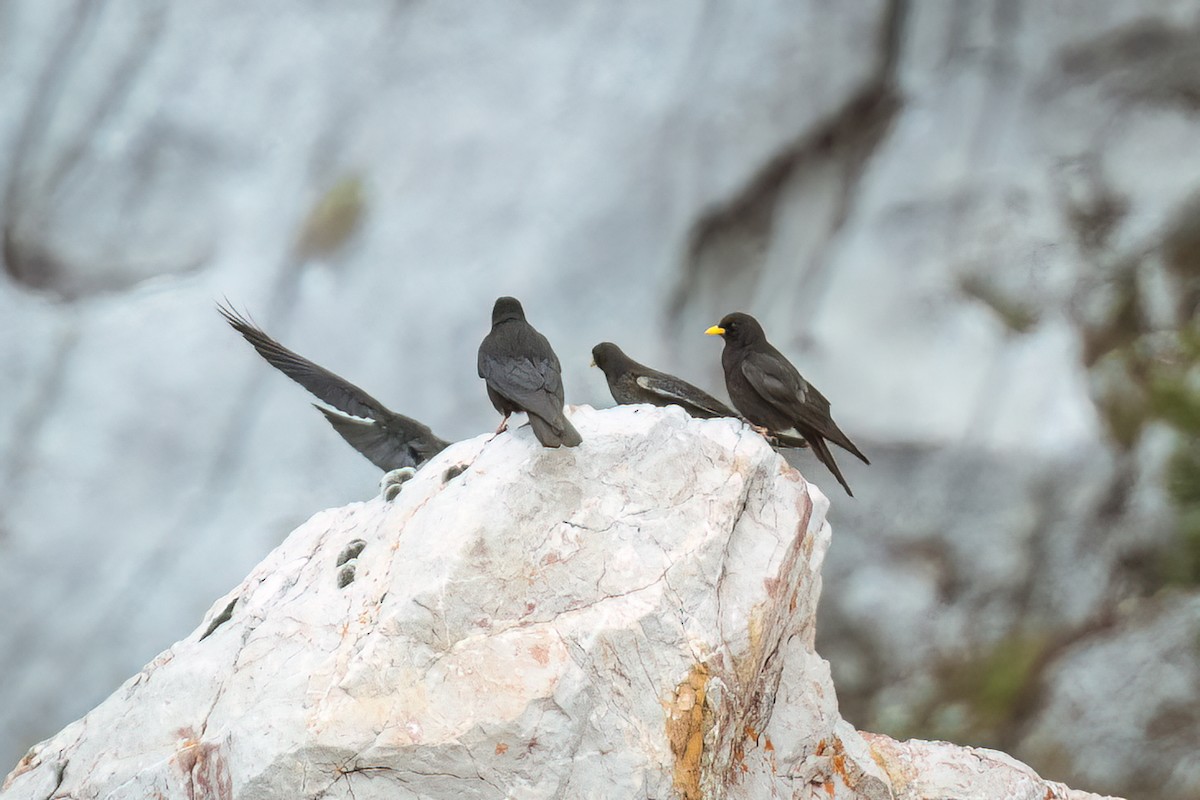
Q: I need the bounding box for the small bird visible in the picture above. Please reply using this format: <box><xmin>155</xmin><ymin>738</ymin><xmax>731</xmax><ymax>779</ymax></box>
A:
<box><xmin>706</xmin><ymin>312</ymin><xmax>867</xmax><ymax>496</ymax></box>
<box><xmin>218</xmin><ymin>303</ymin><xmax>450</xmax><ymax>473</ymax></box>
<box><xmin>478</xmin><ymin>296</ymin><xmax>582</xmax><ymax>448</ymax></box>
<box><xmin>591</xmin><ymin>342</ymin><xmax>809</xmax><ymax>448</ymax></box>
<box><xmin>591</xmin><ymin>342</ymin><xmax>738</xmax><ymax>419</ymax></box>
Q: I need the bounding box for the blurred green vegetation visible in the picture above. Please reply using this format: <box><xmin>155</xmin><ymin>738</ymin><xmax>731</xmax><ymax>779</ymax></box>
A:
<box><xmin>900</xmin><ymin>632</ymin><xmax>1051</xmax><ymax>750</ymax></box>
<box><xmin>951</xmin><ymin>632</ymin><xmax>1048</xmax><ymax>736</ymax></box>
<box><xmin>294</xmin><ymin>174</ymin><xmax>367</xmax><ymax>259</ymax></box>
<box><xmin>1166</xmin><ymin>442</ymin><xmax>1200</xmax><ymax>585</ymax></box>
<box><xmin>1087</xmin><ymin>267</ymin><xmax>1200</xmax><ymax>584</ymax></box>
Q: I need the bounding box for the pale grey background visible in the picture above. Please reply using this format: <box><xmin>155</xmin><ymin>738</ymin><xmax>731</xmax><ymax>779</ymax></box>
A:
<box><xmin>2</xmin><ymin>2</ymin><xmax>1199</xmax><ymax>798</ymax></box>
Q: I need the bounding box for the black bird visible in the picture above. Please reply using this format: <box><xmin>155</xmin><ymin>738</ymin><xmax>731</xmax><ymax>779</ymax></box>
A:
<box><xmin>591</xmin><ymin>342</ymin><xmax>809</xmax><ymax>448</ymax></box>
<box><xmin>706</xmin><ymin>312</ymin><xmax>868</xmax><ymax>496</ymax></box>
<box><xmin>478</xmin><ymin>296</ymin><xmax>582</xmax><ymax>448</ymax></box>
<box><xmin>218</xmin><ymin>303</ymin><xmax>450</xmax><ymax>472</ymax></box>
<box><xmin>591</xmin><ymin>342</ymin><xmax>737</xmax><ymax>419</ymax></box>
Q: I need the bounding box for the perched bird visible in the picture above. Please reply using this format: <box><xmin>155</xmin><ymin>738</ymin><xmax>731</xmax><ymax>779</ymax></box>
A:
<box><xmin>706</xmin><ymin>312</ymin><xmax>868</xmax><ymax>496</ymax></box>
<box><xmin>478</xmin><ymin>296</ymin><xmax>582</xmax><ymax>448</ymax></box>
<box><xmin>591</xmin><ymin>342</ymin><xmax>737</xmax><ymax>419</ymax></box>
<box><xmin>591</xmin><ymin>342</ymin><xmax>809</xmax><ymax>448</ymax></box>
<box><xmin>218</xmin><ymin>303</ymin><xmax>450</xmax><ymax>473</ymax></box>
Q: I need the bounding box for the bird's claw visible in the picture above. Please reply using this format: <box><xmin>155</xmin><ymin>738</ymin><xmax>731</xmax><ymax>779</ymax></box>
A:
<box><xmin>380</xmin><ymin>467</ymin><xmax>417</xmax><ymax>501</ymax></box>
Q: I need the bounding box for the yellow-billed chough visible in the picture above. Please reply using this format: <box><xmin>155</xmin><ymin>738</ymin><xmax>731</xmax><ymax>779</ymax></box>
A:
<box><xmin>706</xmin><ymin>312</ymin><xmax>866</xmax><ymax>496</ymax></box>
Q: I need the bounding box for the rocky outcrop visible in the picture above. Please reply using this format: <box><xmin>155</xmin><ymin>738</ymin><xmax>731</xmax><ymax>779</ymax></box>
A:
<box><xmin>2</xmin><ymin>408</ymin><xmax>1117</xmax><ymax>799</ymax></box>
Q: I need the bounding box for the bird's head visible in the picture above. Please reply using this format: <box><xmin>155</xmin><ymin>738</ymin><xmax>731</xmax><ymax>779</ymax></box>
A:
<box><xmin>491</xmin><ymin>296</ymin><xmax>526</xmax><ymax>326</ymax></box>
<box><xmin>705</xmin><ymin>312</ymin><xmax>765</xmax><ymax>347</ymax></box>
<box><xmin>590</xmin><ymin>341</ymin><xmax>625</xmax><ymax>370</ymax></box>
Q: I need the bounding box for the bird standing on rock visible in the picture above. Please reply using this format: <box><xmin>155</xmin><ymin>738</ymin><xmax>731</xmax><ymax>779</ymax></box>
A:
<box><xmin>218</xmin><ymin>303</ymin><xmax>450</xmax><ymax>494</ymax></box>
<box><xmin>591</xmin><ymin>341</ymin><xmax>810</xmax><ymax>448</ymax></box>
<box><xmin>706</xmin><ymin>312</ymin><xmax>867</xmax><ymax>496</ymax></box>
<box><xmin>478</xmin><ymin>297</ymin><xmax>582</xmax><ymax>448</ymax></box>
<box><xmin>591</xmin><ymin>342</ymin><xmax>738</xmax><ymax>420</ymax></box>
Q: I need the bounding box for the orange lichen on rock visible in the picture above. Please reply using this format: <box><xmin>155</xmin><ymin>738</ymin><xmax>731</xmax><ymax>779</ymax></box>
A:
<box><xmin>665</xmin><ymin>662</ymin><xmax>711</xmax><ymax>800</ymax></box>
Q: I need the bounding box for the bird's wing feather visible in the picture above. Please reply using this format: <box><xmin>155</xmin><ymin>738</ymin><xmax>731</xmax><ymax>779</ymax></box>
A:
<box><xmin>220</xmin><ymin>303</ymin><xmax>389</xmax><ymax>421</ymax></box>
<box><xmin>740</xmin><ymin>352</ymin><xmax>867</xmax><ymax>462</ymax></box>
<box><xmin>635</xmin><ymin>374</ymin><xmax>735</xmax><ymax>417</ymax></box>
<box><xmin>316</xmin><ymin>407</ymin><xmax>423</xmax><ymax>472</ymax></box>
<box><xmin>740</xmin><ymin>351</ymin><xmax>836</xmax><ymax>430</ymax></box>
<box><xmin>739</xmin><ymin>351</ymin><xmax>814</xmax><ymax>405</ymax></box>
<box><xmin>480</xmin><ymin>354</ymin><xmax>566</xmax><ymax>422</ymax></box>
<box><xmin>479</xmin><ymin>323</ymin><xmax>567</xmax><ymax>423</ymax></box>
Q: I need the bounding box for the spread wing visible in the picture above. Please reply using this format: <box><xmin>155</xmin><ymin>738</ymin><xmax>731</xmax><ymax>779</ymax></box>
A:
<box><xmin>219</xmin><ymin>303</ymin><xmax>389</xmax><ymax>421</ymax></box>
<box><xmin>316</xmin><ymin>406</ymin><xmax>448</xmax><ymax>471</ymax></box>
<box><xmin>634</xmin><ymin>373</ymin><xmax>735</xmax><ymax>418</ymax></box>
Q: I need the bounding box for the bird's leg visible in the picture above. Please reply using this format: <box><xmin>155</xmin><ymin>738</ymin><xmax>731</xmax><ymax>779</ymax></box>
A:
<box><xmin>380</xmin><ymin>467</ymin><xmax>417</xmax><ymax>502</ymax></box>
<box><xmin>750</xmin><ymin>423</ymin><xmax>773</xmax><ymax>439</ymax></box>
<box><xmin>495</xmin><ymin>413</ymin><xmax>511</xmax><ymax>434</ymax></box>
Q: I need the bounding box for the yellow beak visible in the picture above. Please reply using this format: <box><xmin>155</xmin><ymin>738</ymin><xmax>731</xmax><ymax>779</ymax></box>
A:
<box><xmin>705</xmin><ymin>325</ymin><xmax>725</xmax><ymax>336</ymax></box>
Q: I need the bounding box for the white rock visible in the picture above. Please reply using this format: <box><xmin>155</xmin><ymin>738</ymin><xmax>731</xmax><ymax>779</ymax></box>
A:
<box><xmin>2</xmin><ymin>408</ymin><xmax>1117</xmax><ymax>800</ymax></box>
<box><xmin>863</xmin><ymin>735</ymin><xmax>1123</xmax><ymax>800</ymax></box>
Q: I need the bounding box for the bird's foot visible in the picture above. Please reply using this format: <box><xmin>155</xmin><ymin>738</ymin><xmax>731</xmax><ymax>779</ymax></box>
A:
<box><xmin>380</xmin><ymin>467</ymin><xmax>417</xmax><ymax>501</ymax></box>
<box><xmin>494</xmin><ymin>416</ymin><xmax>510</xmax><ymax>435</ymax></box>
<box><xmin>750</xmin><ymin>424</ymin><xmax>773</xmax><ymax>438</ymax></box>
<box><xmin>768</xmin><ymin>431</ymin><xmax>810</xmax><ymax>450</ymax></box>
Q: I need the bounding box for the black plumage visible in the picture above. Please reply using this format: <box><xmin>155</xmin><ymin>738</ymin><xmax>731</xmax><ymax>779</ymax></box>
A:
<box><xmin>478</xmin><ymin>296</ymin><xmax>582</xmax><ymax>448</ymax></box>
<box><xmin>706</xmin><ymin>312</ymin><xmax>867</xmax><ymax>496</ymax></box>
<box><xmin>591</xmin><ymin>342</ymin><xmax>737</xmax><ymax>419</ymax></box>
<box><xmin>590</xmin><ymin>342</ymin><xmax>809</xmax><ymax>449</ymax></box>
<box><xmin>218</xmin><ymin>303</ymin><xmax>449</xmax><ymax>472</ymax></box>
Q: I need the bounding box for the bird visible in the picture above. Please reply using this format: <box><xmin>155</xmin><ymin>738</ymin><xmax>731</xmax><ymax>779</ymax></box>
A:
<box><xmin>478</xmin><ymin>296</ymin><xmax>582</xmax><ymax>448</ymax></box>
<box><xmin>218</xmin><ymin>303</ymin><xmax>450</xmax><ymax>475</ymax></box>
<box><xmin>591</xmin><ymin>342</ymin><xmax>810</xmax><ymax>448</ymax></box>
<box><xmin>706</xmin><ymin>312</ymin><xmax>867</xmax><ymax>496</ymax></box>
<box><xmin>591</xmin><ymin>342</ymin><xmax>738</xmax><ymax>419</ymax></box>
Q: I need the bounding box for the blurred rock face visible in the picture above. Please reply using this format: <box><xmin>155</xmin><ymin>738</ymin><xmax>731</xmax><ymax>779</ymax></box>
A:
<box><xmin>0</xmin><ymin>2</ymin><xmax>1196</xmax><ymax>798</ymax></box>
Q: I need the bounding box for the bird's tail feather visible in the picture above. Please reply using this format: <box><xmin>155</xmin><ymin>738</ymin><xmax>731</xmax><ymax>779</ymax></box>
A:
<box><xmin>528</xmin><ymin>412</ymin><xmax>583</xmax><ymax>448</ymax></box>
<box><xmin>828</xmin><ymin>427</ymin><xmax>870</xmax><ymax>465</ymax></box>
<box><xmin>810</xmin><ymin>436</ymin><xmax>853</xmax><ymax>497</ymax></box>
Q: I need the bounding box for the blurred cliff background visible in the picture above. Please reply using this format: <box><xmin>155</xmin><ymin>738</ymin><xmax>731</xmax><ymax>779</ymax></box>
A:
<box><xmin>1</xmin><ymin>1</ymin><xmax>1198</xmax><ymax>798</ymax></box>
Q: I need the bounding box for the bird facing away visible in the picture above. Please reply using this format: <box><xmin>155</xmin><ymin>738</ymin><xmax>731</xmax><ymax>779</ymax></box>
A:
<box><xmin>706</xmin><ymin>312</ymin><xmax>868</xmax><ymax>496</ymax></box>
<box><xmin>218</xmin><ymin>303</ymin><xmax>450</xmax><ymax>472</ymax></box>
<box><xmin>478</xmin><ymin>296</ymin><xmax>582</xmax><ymax>448</ymax></box>
<box><xmin>591</xmin><ymin>341</ymin><xmax>739</xmax><ymax>419</ymax></box>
